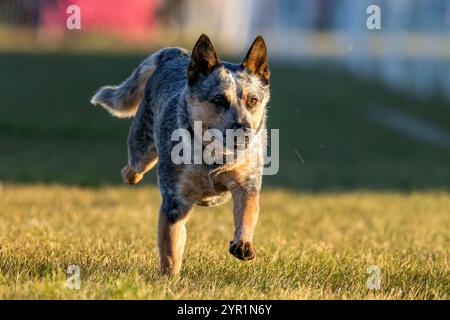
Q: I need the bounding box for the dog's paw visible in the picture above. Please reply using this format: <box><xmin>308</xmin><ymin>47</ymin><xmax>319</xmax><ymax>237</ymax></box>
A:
<box><xmin>229</xmin><ymin>240</ymin><xmax>256</xmax><ymax>261</ymax></box>
<box><xmin>121</xmin><ymin>165</ymin><xmax>143</xmax><ymax>185</ymax></box>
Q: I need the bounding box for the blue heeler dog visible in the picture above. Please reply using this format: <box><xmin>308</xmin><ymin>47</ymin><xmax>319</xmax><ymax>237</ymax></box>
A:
<box><xmin>91</xmin><ymin>34</ymin><xmax>270</xmax><ymax>275</ymax></box>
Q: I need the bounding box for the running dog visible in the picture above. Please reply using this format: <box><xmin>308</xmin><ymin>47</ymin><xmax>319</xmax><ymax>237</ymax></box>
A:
<box><xmin>91</xmin><ymin>34</ymin><xmax>270</xmax><ymax>275</ymax></box>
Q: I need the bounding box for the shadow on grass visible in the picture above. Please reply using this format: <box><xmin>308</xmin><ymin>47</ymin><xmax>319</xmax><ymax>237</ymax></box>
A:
<box><xmin>1</xmin><ymin>53</ymin><xmax>450</xmax><ymax>191</ymax></box>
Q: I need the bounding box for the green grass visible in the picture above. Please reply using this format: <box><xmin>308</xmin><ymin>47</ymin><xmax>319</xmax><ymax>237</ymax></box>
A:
<box><xmin>0</xmin><ymin>53</ymin><xmax>450</xmax><ymax>190</ymax></box>
<box><xmin>0</xmin><ymin>53</ymin><xmax>449</xmax><ymax>299</ymax></box>
<box><xmin>0</xmin><ymin>184</ymin><xmax>448</xmax><ymax>299</ymax></box>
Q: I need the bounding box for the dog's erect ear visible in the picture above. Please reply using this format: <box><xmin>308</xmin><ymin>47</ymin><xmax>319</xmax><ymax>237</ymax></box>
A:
<box><xmin>242</xmin><ymin>36</ymin><xmax>270</xmax><ymax>83</ymax></box>
<box><xmin>188</xmin><ymin>34</ymin><xmax>219</xmax><ymax>84</ymax></box>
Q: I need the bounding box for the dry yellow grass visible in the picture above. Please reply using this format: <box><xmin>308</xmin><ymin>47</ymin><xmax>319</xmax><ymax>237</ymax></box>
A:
<box><xmin>0</xmin><ymin>184</ymin><xmax>448</xmax><ymax>299</ymax></box>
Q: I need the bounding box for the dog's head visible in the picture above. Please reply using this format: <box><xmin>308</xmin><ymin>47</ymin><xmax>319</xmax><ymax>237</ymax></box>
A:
<box><xmin>185</xmin><ymin>34</ymin><xmax>270</xmax><ymax>148</ymax></box>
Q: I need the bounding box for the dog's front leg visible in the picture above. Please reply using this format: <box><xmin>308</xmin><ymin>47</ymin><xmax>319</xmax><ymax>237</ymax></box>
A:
<box><xmin>229</xmin><ymin>187</ymin><xmax>259</xmax><ymax>261</ymax></box>
<box><xmin>158</xmin><ymin>200</ymin><xmax>192</xmax><ymax>276</ymax></box>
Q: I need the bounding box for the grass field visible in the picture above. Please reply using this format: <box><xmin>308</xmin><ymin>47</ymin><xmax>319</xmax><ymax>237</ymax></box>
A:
<box><xmin>0</xmin><ymin>53</ymin><xmax>449</xmax><ymax>299</ymax></box>
<box><xmin>1</xmin><ymin>185</ymin><xmax>448</xmax><ymax>299</ymax></box>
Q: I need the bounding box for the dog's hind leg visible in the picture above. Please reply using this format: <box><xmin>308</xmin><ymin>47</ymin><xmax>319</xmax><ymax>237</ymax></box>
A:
<box><xmin>121</xmin><ymin>97</ymin><xmax>158</xmax><ymax>184</ymax></box>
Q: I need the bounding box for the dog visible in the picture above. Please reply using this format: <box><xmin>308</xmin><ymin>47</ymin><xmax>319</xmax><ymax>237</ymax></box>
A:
<box><xmin>91</xmin><ymin>34</ymin><xmax>270</xmax><ymax>275</ymax></box>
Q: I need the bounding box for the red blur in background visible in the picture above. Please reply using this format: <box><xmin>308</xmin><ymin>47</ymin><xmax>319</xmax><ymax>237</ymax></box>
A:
<box><xmin>41</xmin><ymin>0</ymin><xmax>160</xmax><ymax>42</ymax></box>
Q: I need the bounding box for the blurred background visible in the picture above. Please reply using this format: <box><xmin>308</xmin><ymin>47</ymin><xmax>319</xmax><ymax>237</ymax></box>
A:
<box><xmin>1</xmin><ymin>0</ymin><xmax>449</xmax><ymax>191</ymax></box>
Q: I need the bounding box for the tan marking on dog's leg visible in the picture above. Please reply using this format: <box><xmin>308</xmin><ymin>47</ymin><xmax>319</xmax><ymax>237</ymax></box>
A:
<box><xmin>229</xmin><ymin>190</ymin><xmax>259</xmax><ymax>260</ymax></box>
<box><xmin>121</xmin><ymin>153</ymin><xmax>158</xmax><ymax>185</ymax></box>
<box><xmin>121</xmin><ymin>165</ymin><xmax>143</xmax><ymax>184</ymax></box>
<box><xmin>233</xmin><ymin>192</ymin><xmax>259</xmax><ymax>243</ymax></box>
<box><xmin>158</xmin><ymin>212</ymin><xmax>190</xmax><ymax>276</ymax></box>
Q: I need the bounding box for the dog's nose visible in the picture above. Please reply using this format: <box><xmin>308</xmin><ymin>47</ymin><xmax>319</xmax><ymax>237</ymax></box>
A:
<box><xmin>232</xmin><ymin>122</ymin><xmax>251</xmax><ymax>133</ymax></box>
<box><xmin>232</xmin><ymin>123</ymin><xmax>252</xmax><ymax>146</ymax></box>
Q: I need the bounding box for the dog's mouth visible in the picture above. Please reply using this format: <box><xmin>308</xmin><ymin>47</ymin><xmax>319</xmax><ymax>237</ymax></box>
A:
<box><xmin>203</xmin><ymin>127</ymin><xmax>252</xmax><ymax>148</ymax></box>
<box><xmin>224</xmin><ymin>132</ymin><xmax>252</xmax><ymax>151</ymax></box>
<box><xmin>232</xmin><ymin>136</ymin><xmax>250</xmax><ymax>148</ymax></box>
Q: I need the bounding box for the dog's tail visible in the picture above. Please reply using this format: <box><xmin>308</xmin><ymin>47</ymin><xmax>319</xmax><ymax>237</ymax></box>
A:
<box><xmin>90</xmin><ymin>50</ymin><xmax>163</xmax><ymax>118</ymax></box>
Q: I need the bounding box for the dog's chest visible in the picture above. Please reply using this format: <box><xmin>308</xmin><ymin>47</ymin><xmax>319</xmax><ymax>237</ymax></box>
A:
<box><xmin>176</xmin><ymin>165</ymin><xmax>231</xmax><ymax>207</ymax></box>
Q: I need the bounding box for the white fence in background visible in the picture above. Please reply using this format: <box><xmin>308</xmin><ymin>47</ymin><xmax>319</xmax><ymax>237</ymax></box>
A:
<box><xmin>1</xmin><ymin>0</ymin><xmax>450</xmax><ymax>99</ymax></box>
<box><xmin>179</xmin><ymin>0</ymin><xmax>450</xmax><ymax>100</ymax></box>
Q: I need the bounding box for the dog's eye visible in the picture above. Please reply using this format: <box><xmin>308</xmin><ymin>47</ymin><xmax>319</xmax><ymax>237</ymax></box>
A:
<box><xmin>212</xmin><ymin>95</ymin><xmax>229</xmax><ymax>108</ymax></box>
<box><xmin>247</xmin><ymin>96</ymin><xmax>259</xmax><ymax>109</ymax></box>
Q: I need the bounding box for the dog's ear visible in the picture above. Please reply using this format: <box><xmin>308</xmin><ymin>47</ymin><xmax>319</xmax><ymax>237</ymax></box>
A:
<box><xmin>242</xmin><ymin>36</ymin><xmax>270</xmax><ymax>84</ymax></box>
<box><xmin>188</xmin><ymin>34</ymin><xmax>219</xmax><ymax>84</ymax></box>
